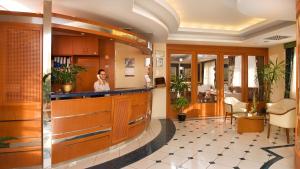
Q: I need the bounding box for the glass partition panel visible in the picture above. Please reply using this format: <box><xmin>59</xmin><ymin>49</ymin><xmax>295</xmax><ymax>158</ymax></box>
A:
<box><xmin>170</xmin><ymin>54</ymin><xmax>192</xmax><ymax>104</ymax></box>
<box><xmin>197</xmin><ymin>54</ymin><xmax>217</xmax><ymax>103</ymax></box>
<box><xmin>224</xmin><ymin>55</ymin><xmax>242</xmax><ymax>101</ymax></box>
<box><xmin>248</xmin><ymin>56</ymin><xmax>264</xmax><ymax>101</ymax></box>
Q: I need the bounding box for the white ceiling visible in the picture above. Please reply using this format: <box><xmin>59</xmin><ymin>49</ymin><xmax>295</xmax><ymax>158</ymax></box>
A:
<box><xmin>166</xmin><ymin>0</ymin><xmax>265</xmax><ymax>31</ymax></box>
<box><xmin>1</xmin><ymin>0</ymin><xmax>297</xmax><ymax>47</ymax></box>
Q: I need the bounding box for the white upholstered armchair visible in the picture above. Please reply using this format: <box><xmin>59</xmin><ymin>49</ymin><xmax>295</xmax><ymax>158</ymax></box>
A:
<box><xmin>224</xmin><ymin>97</ymin><xmax>247</xmax><ymax>124</ymax></box>
<box><xmin>267</xmin><ymin>99</ymin><xmax>296</xmax><ymax>144</ymax></box>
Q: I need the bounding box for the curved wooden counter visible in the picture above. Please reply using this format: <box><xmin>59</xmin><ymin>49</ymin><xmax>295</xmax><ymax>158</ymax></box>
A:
<box><xmin>51</xmin><ymin>88</ymin><xmax>152</xmax><ymax>164</ymax></box>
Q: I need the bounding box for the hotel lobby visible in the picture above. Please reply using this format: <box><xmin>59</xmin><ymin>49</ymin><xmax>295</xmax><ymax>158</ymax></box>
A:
<box><xmin>0</xmin><ymin>0</ymin><xmax>299</xmax><ymax>169</ymax></box>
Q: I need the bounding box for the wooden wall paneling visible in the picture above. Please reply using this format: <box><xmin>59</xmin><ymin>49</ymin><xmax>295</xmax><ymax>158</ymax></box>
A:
<box><xmin>130</xmin><ymin>93</ymin><xmax>148</xmax><ymax>121</ymax></box>
<box><xmin>128</xmin><ymin>120</ymin><xmax>145</xmax><ymax>139</ymax></box>
<box><xmin>112</xmin><ymin>95</ymin><xmax>131</xmax><ymax>144</ymax></box>
<box><xmin>86</xmin><ymin>36</ymin><xmax>99</xmax><ymax>55</ymax></box>
<box><xmin>51</xmin><ymin>97</ymin><xmax>113</xmax><ymax>164</ymax></box>
<box><xmin>52</xmin><ymin>97</ymin><xmax>112</xmax><ymax>117</ymax></box>
<box><xmin>218</xmin><ymin>52</ymin><xmax>224</xmax><ymax>116</ymax></box>
<box><xmin>72</xmin><ymin>36</ymin><xmax>99</xmax><ymax>55</ymax></box>
<box><xmin>52</xmin><ymin>110</ymin><xmax>111</xmax><ymax>136</ymax></box>
<box><xmin>99</xmin><ymin>39</ymin><xmax>115</xmax><ymax>89</ymax></box>
<box><xmin>0</xmin><ymin>148</ymin><xmax>41</xmax><ymax>169</ymax></box>
<box><xmin>0</xmin><ymin>103</ymin><xmax>41</xmax><ymax>121</ymax></box>
<box><xmin>190</xmin><ymin>51</ymin><xmax>198</xmax><ymax>117</ymax></box>
<box><xmin>72</xmin><ymin>36</ymin><xmax>85</xmax><ymax>55</ymax></box>
<box><xmin>52</xmin><ymin>132</ymin><xmax>111</xmax><ymax>164</ymax></box>
<box><xmin>52</xmin><ymin>35</ymin><xmax>73</xmax><ymax>55</ymax></box>
<box><xmin>75</xmin><ymin>56</ymin><xmax>100</xmax><ymax>91</ymax></box>
<box><xmin>0</xmin><ymin>22</ymin><xmax>42</xmax><ymax>169</ymax></box>
<box><xmin>0</xmin><ymin>120</ymin><xmax>41</xmax><ymax>138</ymax></box>
<box><xmin>51</xmin><ymin>97</ymin><xmax>112</xmax><ymax>136</ymax></box>
<box><xmin>0</xmin><ymin>24</ymin><xmax>5</xmax><ymax>105</ymax></box>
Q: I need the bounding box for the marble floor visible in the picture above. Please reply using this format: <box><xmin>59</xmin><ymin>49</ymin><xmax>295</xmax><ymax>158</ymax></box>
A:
<box><xmin>122</xmin><ymin>118</ymin><xmax>295</xmax><ymax>169</ymax></box>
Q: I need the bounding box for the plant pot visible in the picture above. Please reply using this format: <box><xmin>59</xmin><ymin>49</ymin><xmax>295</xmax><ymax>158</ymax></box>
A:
<box><xmin>62</xmin><ymin>84</ymin><xmax>73</xmax><ymax>93</ymax></box>
<box><xmin>178</xmin><ymin>113</ymin><xmax>186</xmax><ymax>121</ymax></box>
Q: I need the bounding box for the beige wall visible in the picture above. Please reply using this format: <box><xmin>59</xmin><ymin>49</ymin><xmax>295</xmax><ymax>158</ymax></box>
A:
<box><xmin>152</xmin><ymin>43</ymin><xmax>167</xmax><ymax>119</ymax></box>
<box><xmin>115</xmin><ymin>42</ymin><xmax>147</xmax><ymax>88</ymax></box>
<box><xmin>268</xmin><ymin>44</ymin><xmax>285</xmax><ymax>102</ymax></box>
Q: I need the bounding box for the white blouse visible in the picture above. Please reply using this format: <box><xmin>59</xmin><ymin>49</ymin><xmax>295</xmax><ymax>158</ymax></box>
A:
<box><xmin>94</xmin><ymin>80</ymin><xmax>110</xmax><ymax>92</ymax></box>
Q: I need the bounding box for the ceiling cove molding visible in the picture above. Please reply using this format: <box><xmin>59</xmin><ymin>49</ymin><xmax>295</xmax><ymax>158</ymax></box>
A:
<box><xmin>133</xmin><ymin>0</ymin><xmax>180</xmax><ymax>33</ymax></box>
<box><xmin>168</xmin><ymin>33</ymin><xmax>243</xmax><ymax>43</ymax></box>
<box><xmin>132</xmin><ymin>2</ymin><xmax>169</xmax><ymax>41</ymax></box>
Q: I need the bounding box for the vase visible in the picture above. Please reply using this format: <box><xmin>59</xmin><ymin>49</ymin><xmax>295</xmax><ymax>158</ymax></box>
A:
<box><xmin>62</xmin><ymin>84</ymin><xmax>73</xmax><ymax>93</ymax></box>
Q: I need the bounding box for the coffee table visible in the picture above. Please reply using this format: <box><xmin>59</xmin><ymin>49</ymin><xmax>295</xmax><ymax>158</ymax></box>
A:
<box><xmin>233</xmin><ymin>112</ymin><xmax>264</xmax><ymax>134</ymax></box>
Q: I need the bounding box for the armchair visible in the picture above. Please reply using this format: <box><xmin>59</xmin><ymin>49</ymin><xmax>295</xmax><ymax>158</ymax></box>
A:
<box><xmin>267</xmin><ymin>98</ymin><xmax>296</xmax><ymax>144</ymax></box>
<box><xmin>224</xmin><ymin>97</ymin><xmax>247</xmax><ymax>124</ymax></box>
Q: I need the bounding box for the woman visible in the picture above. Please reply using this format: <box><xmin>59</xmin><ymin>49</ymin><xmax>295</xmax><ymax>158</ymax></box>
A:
<box><xmin>94</xmin><ymin>69</ymin><xmax>110</xmax><ymax>92</ymax></box>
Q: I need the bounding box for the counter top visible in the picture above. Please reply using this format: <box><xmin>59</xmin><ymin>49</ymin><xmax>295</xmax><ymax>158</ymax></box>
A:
<box><xmin>51</xmin><ymin>87</ymin><xmax>153</xmax><ymax>99</ymax></box>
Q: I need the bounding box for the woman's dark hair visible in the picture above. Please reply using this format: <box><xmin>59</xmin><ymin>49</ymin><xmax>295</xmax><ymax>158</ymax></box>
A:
<box><xmin>97</xmin><ymin>69</ymin><xmax>105</xmax><ymax>75</ymax></box>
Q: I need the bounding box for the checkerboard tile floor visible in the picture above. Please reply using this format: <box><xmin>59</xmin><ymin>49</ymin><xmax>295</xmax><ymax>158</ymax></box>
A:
<box><xmin>123</xmin><ymin>118</ymin><xmax>295</xmax><ymax>169</ymax></box>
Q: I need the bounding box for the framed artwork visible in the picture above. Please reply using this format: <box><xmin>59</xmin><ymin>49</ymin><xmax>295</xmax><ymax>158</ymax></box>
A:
<box><xmin>125</xmin><ymin>58</ymin><xmax>135</xmax><ymax>76</ymax></box>
<box><xmin>156</xmin><ymin>57</ymin><xmax>164</xmax><ymax>67</ymax></box>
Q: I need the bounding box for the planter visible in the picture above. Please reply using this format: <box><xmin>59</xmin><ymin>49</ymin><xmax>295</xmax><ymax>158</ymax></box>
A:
<box><xmin>62</xmin><ymin>84</ymin><xmax>73</xmax><ymax>93</ymax></box>
<box><xmin>178</xmin><ymin>113</ymin><xmax>186</xmax><ymax>121</ymax></box>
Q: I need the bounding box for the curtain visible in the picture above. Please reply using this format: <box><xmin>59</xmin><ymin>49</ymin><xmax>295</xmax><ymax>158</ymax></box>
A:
<box><xmin>232</xmin><ymin>56</ymin><xmax>242</xmax><ymax>87</ymax></box>
<box><xmin>285</xmin><ymin>47</ymin><xmax>294</xmax><ymax>98</ymax></box>
<box><xmin>248</xmin><ymin>56</ymin><xmax>259</xmax><ymax>88</ymax></box>
<box><xmin>256</xmin><ymin>56</ymin><xmax>264</xmax><ymax>101</ymax></box>
<box><xmin>227</xmin><ymin>56</ymin><xmax>235</xmax><ymax>87</ymax></box>
<box><xmin>203</xmin><ymin>61</ymin><xmax>215</xmax><ymax>86</ymax></box>
<box><xmin>290</xmin><ymin>48</ymin><xmax>296</xmax><ymax>99</ymax></box>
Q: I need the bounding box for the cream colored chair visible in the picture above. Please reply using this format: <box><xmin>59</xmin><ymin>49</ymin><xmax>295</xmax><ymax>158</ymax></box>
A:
<box><xmin>224</xmin><ymin>97</ymin><xmax>247</xmax><ymax>124</ymax></box>
<box><xmin>267</xmin><ymin>99</ymin><xmax>296</xmax><ymax>144</ymax></box>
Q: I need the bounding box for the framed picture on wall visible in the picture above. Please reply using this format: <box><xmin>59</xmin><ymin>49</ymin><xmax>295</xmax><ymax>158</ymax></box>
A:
<box><xmin>156</xmin><ymin>57</ymin><xmax>164</xmax><ymax>67</ymax></box>
<box><xmin>125</xmin><ymin>58</ymin><xmax>135</xmax><ymax>77</ymax></box>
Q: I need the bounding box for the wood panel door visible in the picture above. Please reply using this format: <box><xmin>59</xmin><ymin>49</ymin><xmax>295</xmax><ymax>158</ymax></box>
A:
<box><xmin>76</xmin><ymin>56</ymin><xmax>100</xmax><ymax>91</ymax></box>
<box><xmin>73</xmin><ymin>36</ymin><xmax>98</xmax><ymax>55</ymax></box>
<box><xmin>112</xmin><ymin>96</ymin><xmax>131</xmax><ymax>144</ymax></box>
<box><xmin>0</xmin><ymin>22</ymin><xmax>42</xmax><ymax>169</ymax></box>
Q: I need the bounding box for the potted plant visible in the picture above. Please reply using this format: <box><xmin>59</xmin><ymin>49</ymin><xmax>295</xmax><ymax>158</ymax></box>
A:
<box><xmin>52</xmin><ymin>64</ymin><xmax>86</xmax><ymax>93</ymax></box>
<box><xmin>175</xmin><ymin>97</ymin><xmax>189</xmax><ymax>121</ymax></box>
<box><xmin>256</xmin><ymin>58</ymin><xmax>285</xmax><ymax>113</ymax></box>
<box><xmin>170</xmin><ymin>75</ymin><xmax>190</xmax><ymax>121</ymax></box>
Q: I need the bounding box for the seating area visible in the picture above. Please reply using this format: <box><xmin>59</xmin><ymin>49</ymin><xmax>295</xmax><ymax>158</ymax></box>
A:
<box><xmin>267</xmin><ymin>99</ymin><xmax>297</xmax><ymax>144</ymax></box>
<box><xmin>224</xmin><ymin>97</ymin><xmax>248</xmax><ymax>124</ymax></box>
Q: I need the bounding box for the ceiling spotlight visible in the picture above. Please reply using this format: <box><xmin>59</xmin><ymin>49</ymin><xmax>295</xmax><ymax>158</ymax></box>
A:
<box><xmin>179</xmin><ymin>58</ymin><xmax>183</xmax><ymax>62</ymax></box>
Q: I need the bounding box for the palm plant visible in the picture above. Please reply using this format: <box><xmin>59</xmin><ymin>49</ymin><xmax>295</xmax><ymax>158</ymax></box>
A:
<box><xmin>170</xmin><ymin>75</ymin><xmax>189</xmax><ymax>98</ymax></box>
<box><xmin>175</xmin><ymin>97</ymin><xmax>189</xmax><ymax>112</ymax></box>
<box><xmin>257</xmin><ymin>58</ymin><xmax>285</xmax><ymax>102</ymax></box>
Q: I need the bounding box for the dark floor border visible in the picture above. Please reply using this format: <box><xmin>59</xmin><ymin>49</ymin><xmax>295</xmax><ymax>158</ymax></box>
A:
<box><xmin>260</xmin><ymin>144</ymin><xmax>294</xmax><ymax>169</ymax></box>
<box><xmin>88</xmin><ymin>119</ymin><xmax>176</xmax><ymax>169</ymax></box>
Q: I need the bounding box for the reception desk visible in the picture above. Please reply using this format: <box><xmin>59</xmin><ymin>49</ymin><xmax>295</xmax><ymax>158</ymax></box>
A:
<box><xmin>51</xmin><ymin>88</ymin><xmax>152</xmax><ymax>164</ymax></box>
